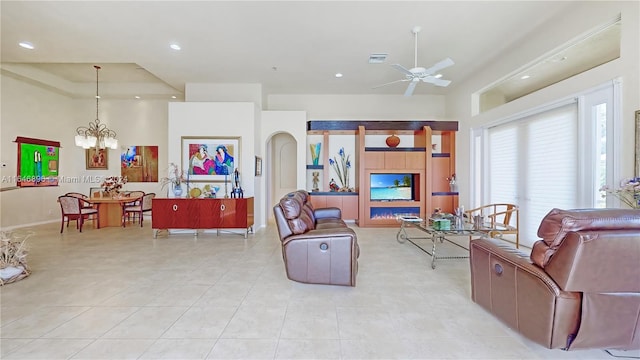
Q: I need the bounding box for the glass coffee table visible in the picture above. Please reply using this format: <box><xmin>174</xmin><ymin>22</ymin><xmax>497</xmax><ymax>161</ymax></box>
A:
<box><xmin>396</xmin><ymin>215</ymin><xmax>492</xmax><ymax>269</ymax></box>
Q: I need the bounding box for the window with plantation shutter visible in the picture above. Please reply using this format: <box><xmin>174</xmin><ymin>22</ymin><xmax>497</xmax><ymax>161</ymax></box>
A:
<box><xmin>487</xmin><ymin>102</ymin><xmax>578</xmax><ymax>246</ymax></box>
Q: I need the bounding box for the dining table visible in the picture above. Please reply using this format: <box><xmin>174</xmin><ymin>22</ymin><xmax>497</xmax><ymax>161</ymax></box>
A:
<box><xmin>89</xmin><ymin>195</ymin><xmax>142</xmax><ymax>228</ymax></box>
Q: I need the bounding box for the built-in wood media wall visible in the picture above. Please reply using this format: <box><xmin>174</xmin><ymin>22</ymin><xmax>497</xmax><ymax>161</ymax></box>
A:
<box><xmin>307</xmin><ymin>121</ymin><xmax>458</xmax><ymax>227</ymax></box>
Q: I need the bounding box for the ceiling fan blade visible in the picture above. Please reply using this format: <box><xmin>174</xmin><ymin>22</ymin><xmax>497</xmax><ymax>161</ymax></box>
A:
<box><xmin>404</xmin><ymin>79</ymin><xmax>419</xmax><ymax>96</ymax></box>
<box><xmin>423</xmin><ymin>77</ymin><xmax>452</xmax><ymax>87</ymax></box>
<box><xmin>391</xmin><ymin>64</ymin><xmax>414</xmax><ymax>77</ymax></box>
<box><xmin>423</xmin><ymin>57</ymin><xmax>455</xmax><ymax>75</ymax></box>
<box><xmin>372</xmin><ymin>79</ymin><xmax>407</xmax><ymax>89</ymax></box>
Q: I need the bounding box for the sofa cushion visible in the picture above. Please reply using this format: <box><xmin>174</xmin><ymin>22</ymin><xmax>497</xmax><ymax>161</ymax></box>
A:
<box><xmin>288</xmin><ymin>210</ymin><xmax>314</xmax><ymax>235</ymax></box>
<box><xmin>532</xmin><ymin>208</ymin><xmax>640</xmax><ymax>267</ymax></box>
<box><xmin>279</xmin><ymin>195</ymin><xmax>303</xmax><ymax>220</ymax></box>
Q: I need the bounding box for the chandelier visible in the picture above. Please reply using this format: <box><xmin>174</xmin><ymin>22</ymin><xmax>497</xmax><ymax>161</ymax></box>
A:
<box><xmin>75</xmin><ymin>65</ymin><xmax>118</xmax><ymax>150</ymax></box>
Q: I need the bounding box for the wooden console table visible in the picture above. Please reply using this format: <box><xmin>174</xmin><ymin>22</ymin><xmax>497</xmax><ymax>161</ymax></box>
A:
<box><xmin>151</xmin><ymin>197</ymin><xmax>254</xmax><ymax>238</ymax></box>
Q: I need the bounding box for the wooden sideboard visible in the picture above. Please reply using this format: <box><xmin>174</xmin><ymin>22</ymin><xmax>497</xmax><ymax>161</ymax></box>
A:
<box><xmin>152</xmin><ymin>197</ymin><xmax>254</xmax><ymax>238</ymax></box>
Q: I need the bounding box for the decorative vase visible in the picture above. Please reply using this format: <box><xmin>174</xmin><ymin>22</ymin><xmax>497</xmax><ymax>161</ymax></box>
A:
<box><xmin>386</xmin><ymin>134</ymin><xmax>400</xmax><ymax>148</ymax></box>
<box><xmin>310</xmin><ymin>143</ymin><xmax>321</xmax><ymax>166</ymax></box>
<box><xmin>449</xmin><ymin>182</ymin><xmax>458</xmax><ymax>193</ymax></box>
<box><xmin>173</xmin><ymin>185</ymin><xmax>183</xmax><ymax>197</ymax></box>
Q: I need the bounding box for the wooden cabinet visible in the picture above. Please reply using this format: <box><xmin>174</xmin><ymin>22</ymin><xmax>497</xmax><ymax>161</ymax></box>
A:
<box><xmin>307</xmin><ymin>121</ymin><xmax>458</xmax><ymax>227</ymax></box>
<box><xmin>152</xmin><ymin>197</ymin><xmax>254</xmax><ymax>237</ymax></box>
<box><xmin>309</xmin><ymin>193</ymin><xmax>358</xmax><ymax>220</ymax></box>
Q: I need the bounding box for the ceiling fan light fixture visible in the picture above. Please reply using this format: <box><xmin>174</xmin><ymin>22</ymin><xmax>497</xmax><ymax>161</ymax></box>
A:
<box><xmin>373</xmin><ymin>27</ymin><xmax>454</xmax><ymax>96</ymax></box>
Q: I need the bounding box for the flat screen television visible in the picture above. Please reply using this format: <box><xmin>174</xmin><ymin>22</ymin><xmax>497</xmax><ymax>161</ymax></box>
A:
<box><xmin>370</xmin><ymin>173</ymin><xmax>416</xmax><ymax>201</ymax></box>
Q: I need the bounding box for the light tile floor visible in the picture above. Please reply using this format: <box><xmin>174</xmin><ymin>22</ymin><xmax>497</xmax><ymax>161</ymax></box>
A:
<box><xmin>1</xmin><ymin>220</ymin><xmax>636</xmax><ymax>359</ymax></box>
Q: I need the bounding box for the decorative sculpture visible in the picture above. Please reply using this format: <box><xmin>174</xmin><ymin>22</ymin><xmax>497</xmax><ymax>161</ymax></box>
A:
<box><xmin>231</xmin><ymin>168</ymin><xmax>244</xmax><ymax>198</ymax></box>
<box><xmin>312</xmin><ymin>171</ymin><xmax>320</xmax><ymax>192</ymax></box>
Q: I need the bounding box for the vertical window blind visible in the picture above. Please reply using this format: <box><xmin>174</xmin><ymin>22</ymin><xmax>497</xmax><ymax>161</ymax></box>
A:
<box><xmin>488</xmin><ymin>102</ymin><xmax>578</xmax><ymax>246</ymax></box>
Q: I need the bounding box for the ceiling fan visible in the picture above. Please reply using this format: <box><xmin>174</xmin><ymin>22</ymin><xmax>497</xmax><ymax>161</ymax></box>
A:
<box><xmin>374</xmin><ymin>26</ymin><xmax>454</xmax><ymax>96</ymax></box>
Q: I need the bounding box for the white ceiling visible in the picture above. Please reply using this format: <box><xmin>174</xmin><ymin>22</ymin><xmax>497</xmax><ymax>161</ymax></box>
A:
<box><xmin>1</xmin><ymin>1</ymin><xmax>578</xmax><ymax>100</ymax></box>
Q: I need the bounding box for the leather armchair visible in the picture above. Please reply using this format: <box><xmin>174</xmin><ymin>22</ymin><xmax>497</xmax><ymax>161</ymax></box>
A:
<box><xmin>273</xmin><ymin>190</ymin><xmax>359</xmax><ymax>286</ymax></box>
<box><xmin>469</xmin><ymin>208</ymin><xmax>640</xmax><ymax>350</ymax></box>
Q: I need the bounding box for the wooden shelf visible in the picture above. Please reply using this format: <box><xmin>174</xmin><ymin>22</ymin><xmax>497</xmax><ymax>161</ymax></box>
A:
<box><xmin>364</xmin><ymin>147</ymin><xmax>426</xmax><ymax>152</ymax></box>
<box><xmin>308</xmin><ymin>120</ymin><xmax>458</xmax><ymax>132</ymax></box>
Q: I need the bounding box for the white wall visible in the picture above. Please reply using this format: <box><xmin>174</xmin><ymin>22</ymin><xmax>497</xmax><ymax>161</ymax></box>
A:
<box><xmin>185</xmin><ymin>83</ymin><xmax>263</xmax><ymax>107</ymax></box>
<box><xmin>260</xmin><ymin>111</ymin><xmax>307</xmax><ymax>224</ymax></box>
<box><xmin>167</xmin><ymin>102</ymin><xmax>256</xmax><ymax>200</ymax></box>
<box><xmin>447</xmin><ymin>1</ymin><xmax>640</xmax><ymax>210</ymax></box>
<box><xmin>0</xmin><ymin>73</ymin><xmax>169</xmax><ymax>228</ymax></box>
<box><xmin>267</xmin><ymin>94</ymin><xmax>446</xmax><ymax>120</ymax></box>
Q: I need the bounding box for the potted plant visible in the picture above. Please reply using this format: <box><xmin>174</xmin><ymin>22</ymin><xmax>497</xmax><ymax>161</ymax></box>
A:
<box><xmin>161</xmin><ymin>163</ymin><xmax>188</xmax><ymax>197</ymax></box>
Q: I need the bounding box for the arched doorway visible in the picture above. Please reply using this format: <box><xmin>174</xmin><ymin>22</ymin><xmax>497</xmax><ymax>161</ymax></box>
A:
<box><xmin>267</xmin><ymin>132</ymin><xmax>297</xmax><ymax>223</ymax></box>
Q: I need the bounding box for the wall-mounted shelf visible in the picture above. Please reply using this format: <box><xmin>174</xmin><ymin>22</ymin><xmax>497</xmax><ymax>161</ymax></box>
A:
<box><xmin>310</xmin><ymin>191</ymin><xmax>358</xmax><ymax>196</ymax></box>
<box><xmin>364</xmin><ymin>147</ymin><xmax>427</xmax><ymax>152</ymax></box>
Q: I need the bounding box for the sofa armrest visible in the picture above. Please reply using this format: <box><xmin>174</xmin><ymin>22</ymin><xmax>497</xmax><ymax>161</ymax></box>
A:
<box><xmin>314</xmin><ymin>207</ymin><xmax>342</xmax><ymax>220</ymax></box>
<box><xmin>470</xmin><ymin>237</ymin><xmax>565</xmax><ymax>294</ymax></box>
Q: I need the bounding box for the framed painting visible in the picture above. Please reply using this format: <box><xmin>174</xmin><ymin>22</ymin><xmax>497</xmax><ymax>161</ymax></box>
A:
<box><xmin>86</xmin><ymin>148</ymin><xmax>108</xmax><ymax>170</ymax></box>
<box><xmin>182</xmin><ymin>136</ymin><xmax>240</xmax><ymax>182</ymax></box>
<box><xmin>121</xmin><ymin>145</ymin><xmax>159</xmax><ymax>182</ymax></box>
<box><xmin>255</xmin><ymin>156</ymin><xmax>262</xmax><ymax>176</ymax></box>
<box><xmin>636</xmin><ymin>110</ymin><xmax>640</xmax><ymax>177</ymax></box>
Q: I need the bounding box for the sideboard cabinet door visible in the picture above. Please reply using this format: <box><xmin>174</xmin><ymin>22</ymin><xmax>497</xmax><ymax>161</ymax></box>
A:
<box><xmin>199</xmin><ymin>199</ymin><xmax>223</xmax><ymax>229</ymax></box>
<box><xmin>152</xmin><ymin>198</ymin><xmax>200</xmax><ymax>228</ymax></box>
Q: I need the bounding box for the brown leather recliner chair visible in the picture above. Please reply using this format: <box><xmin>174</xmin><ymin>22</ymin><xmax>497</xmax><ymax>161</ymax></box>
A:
<box><xmin>469</xmin><ymin>208</ymin><xmax>640</xmax><ymax>350</ymax></box>
<box><xmin>273</xmin><ymin>190</ymin><xmax>359</xmax><ymax>286</ymax></box>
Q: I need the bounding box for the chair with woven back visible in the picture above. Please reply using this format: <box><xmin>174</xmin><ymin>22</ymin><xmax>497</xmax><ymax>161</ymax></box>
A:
<box><xmin>65</xmin><ymin>191</ymin><xmax>98</xmax><ymax>220</ymax></box>
<box><xmin>123</xmin><ymin>192</ymin><xmax>155</xmax><ymax>227</ymax></box>
<box><xmin>465</xmin><ymin>203</ymin><xmax>519</xmax><ymax>248</ymax></box>
<box><xmin>58</xmin><ymin>195</ymin><xmax>99</xmax><ymax>233</ymax></box>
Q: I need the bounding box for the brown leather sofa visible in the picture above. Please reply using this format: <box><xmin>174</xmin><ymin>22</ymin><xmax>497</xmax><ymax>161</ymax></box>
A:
<box><xmin>470</xmin><ymin>208</ymin><xmax>640</xmax><ymax>350</ymax></box>
<box><xmin>273</xmin><ymin>190</ymin><xmax>359</xmax><ymax>286</ymax></box>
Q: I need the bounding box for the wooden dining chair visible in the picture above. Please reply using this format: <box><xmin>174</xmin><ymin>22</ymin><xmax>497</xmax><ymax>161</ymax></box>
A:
<box><xmin>58</xmin><ymin>195</ymin><xmax>99</xmax><ymax>233</ymax></box>
<box><xmin>121</xmin><ymin>191</ymin><xmax>145</xmax><ymax>225</ymax></box>
<box><xmin>464</xmin><ymin>203</ymin><xmax>519</xmax><ymax>248</ymax></box>
<box><xmin>65</xmin><ymin>192</ymin><xmax>99</xmax><ymax>225</ymax></box>
<box><xmin>123</xmin><ymin>192</ymin><xmax>155</xmax><ymax>227</ymax></box>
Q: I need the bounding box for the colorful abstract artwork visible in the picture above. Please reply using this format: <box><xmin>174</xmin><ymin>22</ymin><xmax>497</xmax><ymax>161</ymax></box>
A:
<box><xmin>120</xmin><ymin>145</ymin><xmax>159</xmax><ymax>182</ymax></box>
<box><xmin>182</xmin><ymin>137</ymin><xmax>240</xmax><ymax>182</ymax></box>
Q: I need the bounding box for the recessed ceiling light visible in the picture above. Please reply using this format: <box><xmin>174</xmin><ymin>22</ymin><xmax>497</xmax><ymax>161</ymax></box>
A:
<box><xmin>335</xmin><ymin>73</ymin><xmax>343</xmax><ymax>78</ymax></box>
<box><xmin>135</xmin><ymin>96</ymin><xmax>141</xmax><ymax>99</ymax></box>
<box><xmin>171</xmin><ymin>95</ymin><xmax>177</xmax><ymax>99</ymax></box>
<box><xmin>18</xmin><ymin>41</ymin><xmax>34</xmax><ymax>50</ymax></box>
<box><xmin>434</xmin><ymin>74</ymin><xmax>443</xmax><ymax>79</ymax></box>
<box><xmin>169</xmin><ymin>43</ymin><xmax>181</xmax><ymax>51</ymax></box>
<box><xmin>520</xmin><ymin>75</ymin><xmax>531</xmax><ymax>80</ymax></box>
